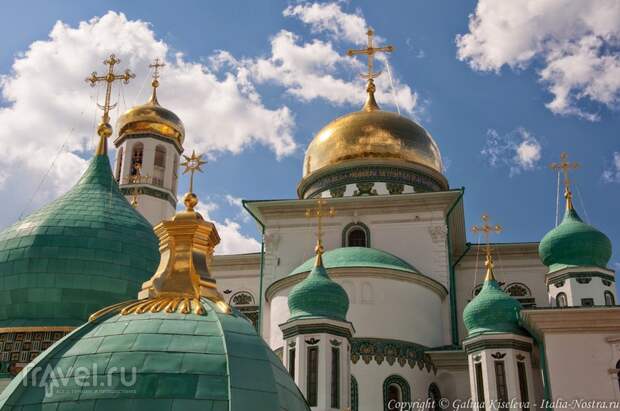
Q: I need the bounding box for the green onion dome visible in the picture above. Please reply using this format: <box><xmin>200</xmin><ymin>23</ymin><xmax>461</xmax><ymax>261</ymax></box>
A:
<box><xmin>463</xmin><ymin>260</ymin><xmax>522</xmax><ymax>337</ymax></box>
<box><xmin>0</xmin><ymin>154</ymin><xmax>159</xmax><ymax>327</ymax></box>
<box><xmin>288</xmin><ymin>247</ymin><xmax>349</xmax><ymax>322</ymax></box>
<box><xmin>539</xmin><ymin>206</ymin><xmax>612</xmax><ymax>272</ymax></box>
<box><xmin>0</xmin><ymin>299</ymin><xmax>309</xmax><ymax>410</ymax></box>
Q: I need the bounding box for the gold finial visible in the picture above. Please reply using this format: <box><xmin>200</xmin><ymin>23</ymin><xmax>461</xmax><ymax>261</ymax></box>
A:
<box><xmin>86</xmin><ymin>54</ymin><xmax>135</xmax><ymax>155</ymax></box>
<box><xmin>305</xmin><ymin>198</ymin><xmax>336</xmax><ymax>266</ymax></box>
<box><xmin>148</xmin><ymin>58</ymin><xmax>165</xmax><ymax>104</ymax></box>
<box><xmin>180</xmin><ymin>150</ymin><xmax>207</xmax><ymax>211</ymax></box>
<box><xmin>550</xmin><ymin>152</ymin><xmax>579</xmax><ymax>211</ymax></box>
<box><xmin>123</xmin><ymin>163</ymin><xmax>150</xmax><ymax>208</ymax></box>
<box><xmin>472</xmin><ymin>214</ymin><xmax>502</xmax><ymax>281</ymax></box>
<box><xmin>346</xmin><ymin>28</ymin><xmax>394</xmax><ymax>111</ymax></box>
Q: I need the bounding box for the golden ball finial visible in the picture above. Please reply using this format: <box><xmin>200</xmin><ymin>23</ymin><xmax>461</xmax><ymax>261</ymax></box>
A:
<box><xmin>97</xmin><ymin>122</ymin><xmax>113</xmax><ymax>139</ymax></box>
<box><xmin>183</xmin><ymin>192</ymin><xmax>198</xmax><ymax>211</ymax></box>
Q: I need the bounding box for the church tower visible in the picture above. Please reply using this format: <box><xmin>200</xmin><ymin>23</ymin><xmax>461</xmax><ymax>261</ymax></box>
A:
<box><xmin>539</xmin><ymin>153</ymin><xmax>615</xmax><ymax>307</ymax></box>
<box><xmin>114</xmin><ymin>59</ymin><xmax>185</xmax><ymax>225</ymax></box>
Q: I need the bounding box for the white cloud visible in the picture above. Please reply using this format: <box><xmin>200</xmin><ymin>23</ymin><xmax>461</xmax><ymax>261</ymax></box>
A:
<box><xmin>603</xmin><ymin>152</ymin><xmax>620</xmax><ymax>183</ymax></box>
<box><xmin>481</xmin><ymin>127</ymin><xmax>542</xmax><ymax>176</ymax></box>
<box><xmin>456</xmin><ymin>0</ymin><xmax>620</xmax><ymax>120</ymax></box>
<box><xmin>0</xmin><ymin>11</ymin><xmax>296</xmax><ymax>225</ymax></box>
<box><xmin>195</xmin><ymin>201</ymin><xmax>260</xmax><ymax>255</ymax></box>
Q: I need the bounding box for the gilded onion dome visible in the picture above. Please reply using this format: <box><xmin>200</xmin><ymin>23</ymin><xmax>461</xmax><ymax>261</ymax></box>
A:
<box><xmin>115</xmin><ymin>71</ymin><xmax>185</xmax><ymax>149</ymax></box>
<box><xmin>298</xmin><ymin>32</ymin><xmax>447</xmax><ymax>198</ymax></box>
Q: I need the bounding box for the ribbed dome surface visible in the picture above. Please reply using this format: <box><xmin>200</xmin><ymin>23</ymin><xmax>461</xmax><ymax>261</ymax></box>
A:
<box><xmin>539</xmin><ymin>207</ymin><xmax>612</xmax><ymax>272</ymax></box>
<box><xmin>0</xmin><ymin>155</ymin><xmax>159</xmax><ymax>327</ymax></box>
<box><xmin>463</xmin><ymin>278</ymin><xmax>522</xmax><ymax>337</ymax></box>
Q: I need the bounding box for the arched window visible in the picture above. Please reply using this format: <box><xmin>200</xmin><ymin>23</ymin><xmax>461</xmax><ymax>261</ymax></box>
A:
<box><xmin>172</xmin><ymin>154</ymin><xmax>179</xmax><ymax>194</ymax></box>
<box><xmin>153</xmin><ymin>145</ymin><xmax>166</xmax><ymax>187</ymax></box>
<box><xmin>556</xmin><ymin>292</ymin><xmax>567</xmax><ymax>308</ymax></box>
<box><xmin>115</xmin><ymin>147</ymin><xmax>124</xmax><ymax>182</ymax></box>
<box><xmin>428</xmin><ymin>383</ymin><xmax>442</xmax><ymax>411</ymax></box>
<box><xmin>505</xmin><ymin>283</ymin><xmax>536</xmax><ymax>308</ymax></box>
<box><xmin>342</xmin><ymin>222</ymin><xmax>370</xmax><ymax>247</ymax></box>
<box><xmin>230</xmin><ymin>291</ymin><xmax>258</xmax><ymax>330</ymax></box>
<box><xmin>605</xmin><ymin>291</ymin><xmax>615</xmax><ymax>306</ymax></box>
<box><xmin>383</xmin><ymin>375</ymin><xmax>411</xmax><ymax>411</ymax></box>
<box><xmin>351</xmin><ymin>375</ymin><xmax>359</xmax><ymax>411</ymax></box>
<box><xmin>130</xmin><ymin>143</ymin><xmax>144</xmax><ymax>176</ymax></box>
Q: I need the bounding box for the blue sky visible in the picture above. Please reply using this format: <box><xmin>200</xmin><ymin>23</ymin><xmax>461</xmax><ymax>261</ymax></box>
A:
<box><xmin>1</xmin><ymin>1</ymin><xmax>619</xmax><ymax>267</ymax></box>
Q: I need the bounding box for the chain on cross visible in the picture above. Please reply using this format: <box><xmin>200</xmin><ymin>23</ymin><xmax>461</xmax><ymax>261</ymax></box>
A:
<box><xmin>550</xmin><ymin>152</ymin><xmax>579</xmax><ymax>210</ymax></box>
<box><xmin>86</xmin><ymin>54</ymin><xmax>135</xmax><ymax>125</ymax></box>
<box><xmin>472</xmin><ymin>214</ymin><xmax>502</xmax><ymax>267</ymax></box>
<box><xmin>305</xmin><ymin>198</ymin><xmax>335</xmax><ymax>254</ymax></box>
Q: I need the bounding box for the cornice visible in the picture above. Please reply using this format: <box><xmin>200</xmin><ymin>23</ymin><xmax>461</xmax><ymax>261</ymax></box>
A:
<box><xmin>425</xmin><ymin>349</ymin><xmax>468</xmax><ymax>370</ymax></box>
<box><xmin>520</xmin><ymin>307</ymin><xmax>620</xmax><ymax>334</ymax></box>
<box><xmin>211</xmin><ymin>253</ymin><xmax>261</xmax><ymax>271</ymax></box>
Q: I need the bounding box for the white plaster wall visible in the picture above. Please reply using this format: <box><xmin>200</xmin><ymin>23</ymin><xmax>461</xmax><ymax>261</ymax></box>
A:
<box><xmin>544</xmin><ymin>332</ymin><xmax>620</xmax><ymax>403</ymax></box>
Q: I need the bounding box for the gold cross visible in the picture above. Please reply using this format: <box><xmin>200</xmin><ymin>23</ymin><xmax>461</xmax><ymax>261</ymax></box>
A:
<box><xmin>305</xmin><ymin>198</ymin><xmax>335</xmax><ymax>255</ymax></box>
<box><xmin>347</xmin><ymin>29</ymin><xmax>394</xmax><ymax>80</ymax></box>
<box><xmin>550</xmin><ymin>152</ymin><xmax>579</xmax><ymax>210</ymax></box>
<box><xmin>149</xmin><ymin>58</ymin><xmax>165</xmax><ymax>82</ymax></box>
<box><xmin>181</xmin><ymin>150</ymin><xmax>207</xmax><ymax>193</ymax></box>
<box><xmin>86</xmin><ymin>54</ymin><xmax>135</xmax><ymax>125</ymax></box>
<box><xmin>472</xmin><ymin>214</ymin><xmax>502</xmax><ymax>279</ymax></box>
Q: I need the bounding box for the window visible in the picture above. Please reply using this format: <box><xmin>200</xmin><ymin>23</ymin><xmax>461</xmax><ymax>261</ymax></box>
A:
<box><xmin>153</xmin><ymin>145</ymin><xmax>166</xmax><ymax>187</ymax></box>
<box><xmin>494</xmin><ymin>361</ymin><xmax>508</xmax><ymax>408</ymax></box>
<box><xmin>115</xmin><ymin>147</ymin><xmax>124</xmax><ymax>182</ymax></box>
<box><xmin>229</xmin><ymin>292</ymin><xmax>259</xmax><ymax>330</ymax></box>
<box><xmin>172</xmin><ymin>155</ymin><xmax>179</xmax><ymax>194</ymax></box>
<box><xmin>288</xmin><ymin>347</ymin><xmax>295</xmax><ymax>378</ymax></box>
<box><xmin>331</xmin><ymin>347</ymin><xmax>340</xmax><ymax>408</ymax></box>
<box><xmin>130</xmin><ymin>143</ymin><xmax>144</xmax><ymax>176</ymax></box>
<box><xmin>605</xmin><ymin>291</ymin><xmax>615</xmax><ymax>306</ymax></box>
<box><xmin>505</xmin><ymin>283</ymin><xmax>536</xmax><ymax>308</ymax></box>
<box><xmin>517</xmin><ymin>361</ymin><xmax>529</xmax><ymax>410</ymax></box>
<box><xmin>342</xmin><ymin>222</ymin><xmax>370</xmax><ymax>247</ymax></box>
<box><xmin>383</xmin><ymin>375</ymin><xmax>411</xmax><ymax>411</ymax></box>
<box><xmin>556</xmin><ymin>292</ymin><xmax>568</xmax><ymax>308</ymax></box>
<box><xmin>307</xmin><ymin>346</ymin><xmax>319</xmax><ymax>406</ymax></box>
<box><xmin>428</xmin><ymin>383</ymin><xmax>441</xmax><ymax>411</ymax></box>
<box><xmin>581</xmin><ymin>298</ymin><xmax>594</xmax><ymax>307</ymax></box>
<box><xmin>475</xmin><ymin>362</ymin><xmax>485</xmax><ymax>411</ymax></box>
<box><xmin>351</xmin><ymin>376</ymin><xmax>359</xmax><ymax>411</ymax></box>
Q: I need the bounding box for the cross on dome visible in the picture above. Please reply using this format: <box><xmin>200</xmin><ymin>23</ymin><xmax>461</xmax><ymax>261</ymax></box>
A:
<box><xmin>148</xmin><ymin>57</ymin><xmax>166</xmax><ymax>103</ymax></box>
<box><xmin>550</xmin><ymin>152</ymin><xmax>579</xmax><ymax>211</ymax></box>
<box><xmin>472</xmin><ymin>214</ymin><xmax>502</xmax><ymax>281</ymax></box>
<box><xmin>305</xmin><ymin>198</ymin><xmax>335</xmax><ymax>258</ymax></box>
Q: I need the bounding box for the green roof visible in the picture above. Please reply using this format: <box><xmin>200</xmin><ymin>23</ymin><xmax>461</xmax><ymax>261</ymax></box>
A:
<box><xmin>462</xmin><ymin>276</ymin><xmax>523</xmax><ymax>337</ymax></box>
<box><xmin>539</xmin><ymin>207</ymin><xmax>612</xmax><ymax>272</ymax></box>
<box><xmin>0</xmin><ymin>154</ymin><xmax>159</xmax><ymax>327</ymax></box>
<box><xmin>0</xmin><ymin>298</ymin><xmax>309</xmax><ymax>411</ymax></box>
<box><xmin>288</xmin><ymin>255</ymin><xmax>349</xmax><ymax>322</ymax></box>
<box><xmin>290</xmin><ymin>247</ymin><xmax>418</xmax><ymax>275</ymax></box>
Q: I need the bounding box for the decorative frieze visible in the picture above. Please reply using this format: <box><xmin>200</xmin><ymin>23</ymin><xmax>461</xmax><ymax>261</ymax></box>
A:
<box><xmin>350</xmin><ymin>338</ymin><xmax>435</xmax><ymax>373</ymax></box>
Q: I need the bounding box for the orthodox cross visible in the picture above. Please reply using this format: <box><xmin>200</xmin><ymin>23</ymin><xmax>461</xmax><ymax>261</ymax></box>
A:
<box><xmin>305</xmin><ymin>198</ymin><xmax>335</xmax><ymax>254</ymax></box>
<box><xmin>472</xmin><ymin>214</ymin><xmax>502</xmax><ymax>278</ymax></box>
<box><xmin>181</xmin><ymin>150</ymin><xmax>207</xmax><ymax>193</ymax></box>
<box><xmin>550</xmin><ymin>152</ymin><xmax>579</xmax><ymax>210</ymax></box>
<box><xmin>148</xmin><ymin>58</ymin><xmax>165</xmax><ymax>100</ymax></box>
<box><xmin>86</xmin><ymin>54</ymin><xmax>135</xmax><ymax>125</ymax></box>
<box><xmin>346</xmin><ymin>29</ymin><xmax>394</xmax><ymax>81</ymax></box>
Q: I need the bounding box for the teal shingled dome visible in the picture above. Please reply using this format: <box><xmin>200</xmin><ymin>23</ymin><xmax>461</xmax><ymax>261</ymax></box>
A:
<box><xmin>0</xmin><ymin>154</ymin><xmax>159</xmax><ymax>327</ymax></box>
<box><xmin>539</xmin><ymin>206</ymin><xmax>612</xmax><ymax>273</ymax></box>
<box><xmin>0</xmin><ymin>299</ymin><xmax>310</xmax><ymax>411</ymax></box>
<box><xmin>462</xmin><ymin>261</ymin><xmax>522</xmax><ymax>337</ymax></box>
<box><xmin>288</xmin><ymin>250</ymin><xmax>349</xmax><ymax>322</ymax></box>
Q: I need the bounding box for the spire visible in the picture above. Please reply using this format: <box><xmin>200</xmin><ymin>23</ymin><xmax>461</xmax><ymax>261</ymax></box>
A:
<box><xmin>148</xmin><ymin>58</ymin><xmax>165</xmax><ymax>105</ymax></box>
<box><xmin>550</xmin><ymin>152</ymin><xmax>580</xmax><ymax>212</ymax></box>
<box><xmin>472</xmin><ymin>214</ymin><xmax>503</xmax><ymax>282</ymax></box>
<box><xmin>86</xmin><ymin>54</ymin><xmax>135</xmax><ymax>155</ymax></box>
<box><xmin>346</xmin><ymin>28</ymin><xmax>394</xmax><ymax>112</ymax></box>
<box><xmin>305</xmin><ymin>198</ymin><xmax>335</xmax><ymax>268</ymax></box>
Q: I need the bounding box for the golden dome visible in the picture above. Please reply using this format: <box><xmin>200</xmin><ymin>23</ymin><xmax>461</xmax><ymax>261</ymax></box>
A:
<box><xmin>298</xmin><ymin>83</ymin><xmax>447</xmax><ymax>198</ymax></box>
<box><xmin>115</xmin><ymin>87</ymin><xmax>185</xmax><ymax>148</ymax></box>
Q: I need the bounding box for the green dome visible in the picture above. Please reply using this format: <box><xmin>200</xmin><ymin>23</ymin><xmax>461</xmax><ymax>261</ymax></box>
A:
<box><xmin>463</xmin><ymin>277</ymin><xmax>522</xmax><ymax>337</ymax></box>
<box><xmin>0</xmin><ymin>154</ymin><xmax>159</xmax><ymax>327</ymax></box>
<box><xmin>288</xmin><ymin>255</ymin><xmax>349</xmax><ymax>322</ymax></box>
<box><xmin>290</xmin><ymin>246</ymin><xmax>418</xmax><ymax>275</ymax></box>
<box><xmin>539</xmin><ymin>207</ymin><xmax>612</xmax><ymax>272</ymax></box>
<box><xmin>0</xmin><ymin>298</ymin><xmax>309</xmax><ymax>411</ymax></box>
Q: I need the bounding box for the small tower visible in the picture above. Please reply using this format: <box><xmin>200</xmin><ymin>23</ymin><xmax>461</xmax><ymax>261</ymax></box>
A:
<box><xmin>114</xmin><ymin>59</ymin><xmax>185</xmax><ymax>225</ymax></box>
<box><xmin>539</xmin><ymin>153</ymin><xmax>615</xmax><ymax>307</ymax></box>
<box><xmin>280</xmin><ymin>199</ymin><xmax>354</xmax><ymax>410</ymax></box>
<box><xmin>463</xmin><ymin>215</ymin><xmax>537</xmax><ymax>410</ymax></box>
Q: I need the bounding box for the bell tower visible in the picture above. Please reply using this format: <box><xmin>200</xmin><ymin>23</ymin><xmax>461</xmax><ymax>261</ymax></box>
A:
<box><xmin>114</xmin><ymin>59</ymin><xmax>185</xmax><ymax>225</ymax></box>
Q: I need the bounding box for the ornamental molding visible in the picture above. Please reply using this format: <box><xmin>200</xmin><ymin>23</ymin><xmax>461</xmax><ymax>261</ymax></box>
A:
<box><xmin>266</xmin><ymin>266</ymin><xmax>448</xmax><ymax>302</ymax></box>
<box><xmin>545</xmin><ymin>269</ymin><xmax>615</xmax><ymax>286</ymax></box>
<box><xmin>428</xmin><ymin>225</ymin><xmax>448</xmax><ymax>243</ymax></box>
<box><xmin>491</xmin><ymin>352</ymin><xmax>507</xmax><ymax>359</ymax></box>
<box><xmin>351</xmin><ymin>337</ymin><xmax>435</xmax><ymax>373</ymax></box>
<box><xmin>462</xmin><ymin>334</ymin><xmax>533</xmax><ymax>354</ymax></box>
<box><xmin>425</xmin><ymin>349</ymin><xmax>468</xmax><ymax>370</ymax></box>
<box><xmin>305</xmin><ymin>338</ymin><xmax>320</xmax><ymax>345</ymax></box>
<box><xmin>119</xmin><ymin>185</ymin><xmax>177</xmax><ymax>208</ymax></box>
<box><xmin>521</xmin><ymin>307</ymin><xmax>620</xmax><ymax>333</ymax></box>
